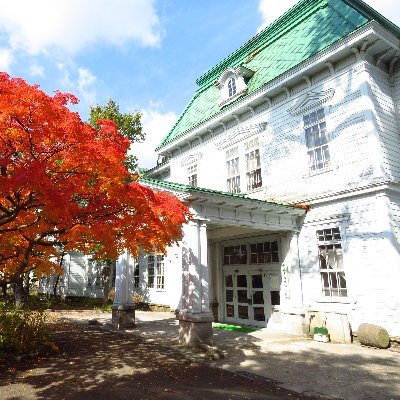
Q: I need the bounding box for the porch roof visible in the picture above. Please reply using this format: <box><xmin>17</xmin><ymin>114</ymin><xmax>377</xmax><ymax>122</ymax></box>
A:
<box><xmin>140</xmin><ymin>177</ymin><xmax>306</xmax><ymax>231</ymax></box>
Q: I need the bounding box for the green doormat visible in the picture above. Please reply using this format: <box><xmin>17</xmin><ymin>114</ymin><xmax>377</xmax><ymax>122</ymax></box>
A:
<box><xmin>213</xmin><ymin>323</ymin><xmax>260</xmax><ymax>333</ymax></box>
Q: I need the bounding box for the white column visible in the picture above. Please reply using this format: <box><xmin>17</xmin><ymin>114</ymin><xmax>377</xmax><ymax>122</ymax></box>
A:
<box><xmin>180</xmin><ymin>220</ymin><xmax>211</xmax><ymax>314</ymax></box>
<box><xmin>113</xmin><ymin>250</ymin><xmax>135</xmax><ymax>306</ymax></box>
<box><xmin>177</xmin><ymin>219</ymin><xmax>213</xmax><ymax>346</ymax></box>
<box><xmin>112</xmin><ymin>249</ymin><xmax>135</xmax><ymax>329</ymax></box>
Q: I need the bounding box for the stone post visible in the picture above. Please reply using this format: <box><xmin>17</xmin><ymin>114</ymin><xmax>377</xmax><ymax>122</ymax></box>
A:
<box><xmin>112</xmin><ymin>250</ymin><xmax>135</xmax><ymax>329</ymax></box>
<box><xmin>176</xmin><ymin>220</ymin><xmax>214</xmax><ymax>346</ymax></box>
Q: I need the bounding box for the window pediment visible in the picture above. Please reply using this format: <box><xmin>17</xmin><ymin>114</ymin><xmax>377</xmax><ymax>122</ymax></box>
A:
<box><xmin>216</xmin><ymin>122</ymin><xmax>267</xmax><ymax>150</ymax></box>
<box><xmin>180</xmin><ymin>152</ymin><xmax>202</xmax><ymax>167</ymax></box>
<box><xmin>289</xmin><ymin>89</ymin><xmax>335</xmax><ymax>116</ymax></box>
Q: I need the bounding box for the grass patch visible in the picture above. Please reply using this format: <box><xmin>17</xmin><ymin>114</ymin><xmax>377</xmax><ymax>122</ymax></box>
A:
<box><xmin>213</xmin><ymin>323</ymin><xmax>261</xmax><ymax>333</ymax></box>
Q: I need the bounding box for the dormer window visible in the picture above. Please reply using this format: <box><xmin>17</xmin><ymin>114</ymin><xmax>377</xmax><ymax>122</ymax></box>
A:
<box><xmin>227</xmin><ymin>77</ymin><xmax>237</xmax><ymax>97</ymax></box>
<box><xmin>216</xmin><ymin>66</ymin><xmax>254</xmax><ymax>107</ymax></box>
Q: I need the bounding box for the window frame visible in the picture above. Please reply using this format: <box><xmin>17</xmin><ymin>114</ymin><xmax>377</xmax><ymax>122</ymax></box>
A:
<box><xmin>245</xmin><ymin>148</ymin><xmax>262</xmax><ymax>191</ymax></box>
<box><xmin>147</xmin><ymin>254</ymin><xmax>165</xmax><ymax>290</ymax></box>
<box><xmin>222</xmin><ymin>238</ymin><xmax>280</xmax><ymax>266</ymax></box>
<box><xmin>227</xmin><ymin>76</ymin><xmax>237</xmax><ymax>98</ymax></box>
<box><xmin>317</xmin><ymin>227</ymin><xmax>347</xmax><ymax>298</ymax></box>
<box><xmin>226</xmin><ymin>146</ymin><xmax>241</xmax><ymax>193</ymax></box>
<box><xmin>134</xmin><ymin>263</ymin><xmax>140</xmax><ymax>289</ymax></box>
<box><xmin>303</xmin><ymin>107</ymin><xmax>331</xmax><ymax>174</ymax></box>
<box><xmin>187</xmin><ymin>163</ymin><xmax>197</xmax><ymax>187</ymax></box>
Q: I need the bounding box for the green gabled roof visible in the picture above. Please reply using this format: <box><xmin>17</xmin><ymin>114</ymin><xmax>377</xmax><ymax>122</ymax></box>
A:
<box><xmin>140</xmin><ymin>177</ymin><xmax>304</xmax><ymax>209</ymax></box>
<box><xmin>157</xmin><ymin>0</ymin><xmax>400</xmax><ymax>150</ymax></box>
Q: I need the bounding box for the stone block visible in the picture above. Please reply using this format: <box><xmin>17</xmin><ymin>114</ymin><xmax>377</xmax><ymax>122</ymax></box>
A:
<box><xmin>358</xmin><ymin>323</ymin><xmax>390</xmax><ymax>348</ymax></box>
<box><xmin>176</xmin><ymin>312</ymin><xmax>214</xmax><ymax>347</ymax></box>
<box><xmin>112</xmin><ymin>305</ymin><xmax>135</xmax><ymax>329</ymax></box>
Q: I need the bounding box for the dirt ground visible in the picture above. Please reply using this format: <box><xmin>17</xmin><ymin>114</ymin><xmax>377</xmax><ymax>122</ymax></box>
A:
<box><xmin>0</xmin><ymin>321</ymin><xmax>325</xmax><ymax>400</ymax></box>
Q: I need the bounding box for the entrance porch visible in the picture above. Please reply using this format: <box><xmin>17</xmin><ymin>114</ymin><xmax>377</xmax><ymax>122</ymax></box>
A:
<box><xmin>116</xmin><ymin>178</ymin><xmax>307</xmax><ymax>344</ymax></box>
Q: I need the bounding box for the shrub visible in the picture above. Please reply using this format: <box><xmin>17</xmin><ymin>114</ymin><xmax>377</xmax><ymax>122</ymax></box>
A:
<box><xmin>0</xmin><ymin>305</ymin><xmax>48</xmax><ymax>357</ymax></box>
<box><xmin>133</xmin><ymin>292</ymin><xmax>143</xmax><ymax>304</ymax></box>
<box><xmin>313</xmin><ymin>326</ymin><xmax>329</xmax><ymax>335</ymax></box>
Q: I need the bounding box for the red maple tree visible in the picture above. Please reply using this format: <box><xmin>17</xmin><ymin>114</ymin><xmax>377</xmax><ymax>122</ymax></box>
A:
<box><xmin>0</xmin><ymin>73</ymin><xmax>190</xmax><ymax>286</ymax></box>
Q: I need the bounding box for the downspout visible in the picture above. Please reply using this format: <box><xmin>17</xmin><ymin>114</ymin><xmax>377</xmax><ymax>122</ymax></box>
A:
<box><xmin>197</xmin><ymin>220</ymin><xmax>203</xmax><ymax>313</ymax></box>
<box><xmin>296</xmin><ymin>232</ymin><xmax>304</xmax><ymax>305</ymax></box>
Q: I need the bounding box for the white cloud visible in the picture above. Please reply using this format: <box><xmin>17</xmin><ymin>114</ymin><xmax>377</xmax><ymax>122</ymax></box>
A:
<box><xmin>0</xmin><ymin>0</ymin><xmax>163</xmax><ymax>56</ymax></box>
<box><xmin>132</xmin><ymin>107</ymin><xmax>177</xmax><ymax>169</ymax></box>
<box><xmin>257</xmin><ymin>0</ymin><xmax>400</xmax><ymax>32</ymax></box>
<box><xmin>29</xmin><ymin>63</ymin><xmax>45</xmax><ymax>78</ymax></box>
<box><xmin>77</xmin><ymin>68</ymin><xmax>97</xmax><ymax>105</ymax></box>
<box><xmin>0</xmin><ymin>48</ymin><xmax>13</xmax><ymax>71</ymax></box>
<box><xmin>257</xmin><ymin>0</ymin><xmax>298</xmax><ymax>32</ymax></box>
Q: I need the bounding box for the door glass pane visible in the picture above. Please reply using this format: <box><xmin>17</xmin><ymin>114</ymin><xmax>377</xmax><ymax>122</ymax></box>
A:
<box><xmin>225</xmin><ymin>274</ymin><xmax>233</xmax><ymax>287</ymax></box>
<box><xmin>252</xmin><ymin>274</ymin><xmax>263</xmax><ymax>288</ymax></box>
<box><xmin>237</xmin><ymin>274</ymin><xmax>247</xmax><ymax>287</ymax></box>
<box><xmin>253</xmin><ymin>291</ymin><xmax>264</xmax><ymax>304</ymax></box>
<box><xmin>237</xmin><ymin>290</ymin><xmax>248</xmax><ymax>303</ymax></box>
<box><xmin>271</xmin><ymin>291</ymin><xmax>280</xmax><ymax>305</ymax></box>
<box><xmin>225</xmin><ymin>289</ymin><xmax>233</xmax><ymax>302</ymax></box>
<box><xmin>253</xmin><ymin>307</ymin><xmax>265</xmax><ymax>321</ymax></box>
<box><xmin>226</xmin><ymin>304</ymin><xmax>234</xmax><ymax>317</ymax></box>
<box><xmin>238</xmin><ymin>305</ymin><xmax>249</xmax><ymax>319</ymax></box>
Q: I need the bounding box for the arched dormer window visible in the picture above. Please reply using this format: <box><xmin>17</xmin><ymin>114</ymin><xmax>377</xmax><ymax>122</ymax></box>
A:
<box><xmin>216</xmin><ymin>66</ymin><xmax>254</xmax><ymax>107</ymax></box>
<box><xmin>227</xmin><ymin>76</ymin><xmax>237</xmax><ymax>97</ymax></box>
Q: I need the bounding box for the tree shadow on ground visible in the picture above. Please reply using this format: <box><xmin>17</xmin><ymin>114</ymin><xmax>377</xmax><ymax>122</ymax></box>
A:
<box><xmin>210</xmin><ymin>329</ymin><xmax>400</xmax><ymax>400</ymax></box>
<box><xmin>0</xmin><ymin>323</ymin><xmax>319</xmax><ymax>400</ymax></box>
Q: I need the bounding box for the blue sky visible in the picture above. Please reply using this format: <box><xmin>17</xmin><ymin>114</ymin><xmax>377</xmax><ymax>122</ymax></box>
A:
<box><xmin>0</xmin><ymin>0</ymin><xmax>398</xmax><ymax>168</ymax></box>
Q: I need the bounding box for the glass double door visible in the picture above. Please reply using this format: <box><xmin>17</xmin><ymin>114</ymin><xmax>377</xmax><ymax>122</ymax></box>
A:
<box><xmin>224</xmin><ymin>271</ymin><xmax>271</xmax><ymax>327</ymax></box>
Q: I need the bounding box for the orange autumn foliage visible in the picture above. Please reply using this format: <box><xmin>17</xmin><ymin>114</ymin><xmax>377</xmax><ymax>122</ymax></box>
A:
<box><xmin>0</xmin><ymin>73</ymin><xmax>190</xmax><ymax>284</ymax></box>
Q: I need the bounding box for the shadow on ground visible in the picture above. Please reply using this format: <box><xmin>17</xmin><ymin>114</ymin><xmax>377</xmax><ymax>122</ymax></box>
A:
<box><xmin>0</xmin><ymin>323</ymin><xmax>319</xmax><ymax>400</ymax></box>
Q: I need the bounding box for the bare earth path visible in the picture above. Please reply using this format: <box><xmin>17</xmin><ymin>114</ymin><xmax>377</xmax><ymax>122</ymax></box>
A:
<box><xmin>0</xmin><ymin>322</ymin><xmax>321</xmax><ymax>400</ymax></box>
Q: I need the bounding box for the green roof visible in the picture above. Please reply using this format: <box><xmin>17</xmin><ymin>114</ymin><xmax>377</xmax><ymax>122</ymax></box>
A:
<box><xmin>157</xmin><ymin>0</ymin><xmax>400</xmax><ymax>150</ymax></box>
<box><xmin>140</xmin><ymin>177</ymin><xmax>302</xmax><ymax>209</ymax></box>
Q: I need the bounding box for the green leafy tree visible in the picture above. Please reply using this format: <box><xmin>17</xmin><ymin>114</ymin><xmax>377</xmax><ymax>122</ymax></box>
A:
<box><xmin>89</xmin><ymin>99</ymin><xmax>144</xmax><ymax>172</ymax></box>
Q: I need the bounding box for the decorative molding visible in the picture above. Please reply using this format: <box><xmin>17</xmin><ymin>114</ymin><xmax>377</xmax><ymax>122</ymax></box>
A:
<box><xmin>180</xmin><ymin>152</ymin><xmax>203</xmax><ymax>167</ymax></box>
<box><xmin>216</xmin><ymin>122</ymin><xmax>267</xmax><ymax>150</ymax></box>
<box><xmin>215</xmin><ymin>66</ymin><xmax>255</xmax><ymax>88</ymax></box>
<box><xmin>288</xmin><ymin>88</ymin><xmax>335</xmax><ymax>115</ymax></box>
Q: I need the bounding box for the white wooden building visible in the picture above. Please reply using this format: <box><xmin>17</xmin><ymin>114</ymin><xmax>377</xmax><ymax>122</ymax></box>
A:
<box><xmin>117</xmin><ymin>0</ymin><xmax>400</xmax><ymax>344</ymax></box>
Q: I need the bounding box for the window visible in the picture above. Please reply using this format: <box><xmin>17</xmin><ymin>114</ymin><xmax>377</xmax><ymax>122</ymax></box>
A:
<box><xmin>317</xmin><ymin>227</ymin><xmax>347</xmax><ymax>297</ymax></box>
<box><xmin>134</xmin><ymin>263</ymin><xmax>139</xmax><ymax>289</ymax></box>
<box><xmin>147</xmin><ymin>254</ymin><xmax>165</xmax><ymax>289</ymax></box>
<box><xmin>226</xmin><ymin>147</ymin><xmax>240</xmax><ymax>193</ymax></box>
<box><xmin>187</xmin><ymin>164</ymin><xmax>197</xmax><ymax>187</ymax></box>
<box><xmin>86</xmin><ymin>260</ymin><xmax>103</xmax><ymax>289</ymax></box>
<box><xmin>304</xmin><ymin>108</ymin><xmax>330</xmax><ymax>172</ymax></box>
<box><xmin>245</xmin><ymin>149</ymin><xmax>262</xmax><ymax>190</ymax></box>
<box><xmin>250</xmin><ymin>241</ymin><xmax>279</xmax><ymax>263</ymax></box>
<box><xmin>223</xmin><ymin>245</ymin><xmax>247</xmax><ymax>265</ymax></box>
<box><xmin>227</xmin><ymin>76</ymin><xmax>237</xmax><ymax>97</ymax></box>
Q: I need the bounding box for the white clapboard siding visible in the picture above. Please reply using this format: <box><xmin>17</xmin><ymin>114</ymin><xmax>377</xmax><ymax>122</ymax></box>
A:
<box><xmin>370</xmin><ymin>68</ymin><xmax>400</xmax><ymax>180</ymax></box>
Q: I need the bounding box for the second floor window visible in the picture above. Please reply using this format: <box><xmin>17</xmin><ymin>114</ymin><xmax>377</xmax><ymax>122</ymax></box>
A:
<box><xmin>226</xmin><ymin>147</ymin><xmax>240</xmax><ymax>193</ymax></box>
<box><xmin>187</xmin><ymin>164</ymin><xmax>197</xmax><ymax>187</ymax></box>
<box><xmin>304</xmin><ymin>108</ymin><xmax>330</xmax><ymax>173</ymax></box>
<box><xmin>245</xmin><ymin>149</ymin><xmax>262</xmax><ymax>190</ymax></box>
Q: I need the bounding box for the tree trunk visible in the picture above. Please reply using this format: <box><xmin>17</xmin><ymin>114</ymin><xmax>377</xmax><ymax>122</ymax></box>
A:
<box><xmin>52</xmin><ymin>274</ymin><xmax>60</xmax><ymax>299</ymax></box>
<box><xmin>0</xmin><ymin>283</ymin><xmax>7</xmax><ymax>298</ymax></box>
<box><xmin>13</xmin><ymin>275</ymin><xmax>28</xmax><ymax>308</ymax></box>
